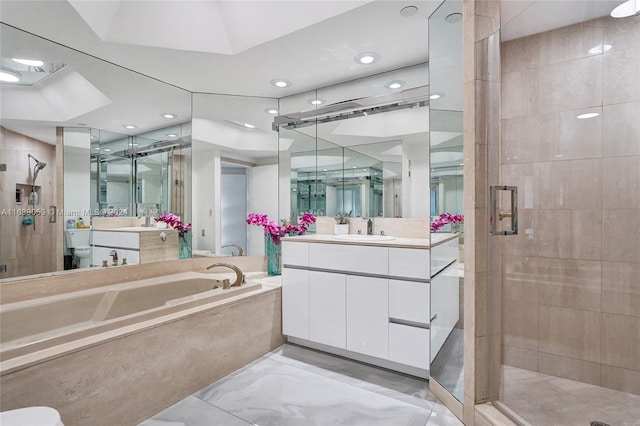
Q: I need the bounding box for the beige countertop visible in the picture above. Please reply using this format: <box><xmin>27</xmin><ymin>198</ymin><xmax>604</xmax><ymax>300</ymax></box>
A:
<box><xmin>282</xmin><ymin>233</ymin><xmax>458</xmax><ymax>249</ymax></box>
<box><xmin>94</xmin><ymin>227</ymin><xmax>178</xmax><ymax>232</ymax></box>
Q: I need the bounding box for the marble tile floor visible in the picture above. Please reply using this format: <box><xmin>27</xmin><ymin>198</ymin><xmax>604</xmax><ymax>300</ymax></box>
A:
<box><xmin>500</xmin><ymin>365</ymin><xmax>640</xmax><ymax>426</ymax></box>
<box><xmin>140</xmin><ymin>343</ymin><xmax>463</xmax><ymax>426</ymax></box>
<box><xmin>430</xmin><ymin>329</ymin><xmax>464</xmax><ymax>402</ymax></box>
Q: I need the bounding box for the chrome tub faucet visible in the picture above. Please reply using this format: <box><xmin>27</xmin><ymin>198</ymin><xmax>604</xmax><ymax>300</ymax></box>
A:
<box><xmin>206</xmin><ymin>263</ymin><xmax>245</xmax><ymax>288</ymax></box>
<box><xmin>221</xmin><ymin>244</ymin><xmax>244</xmax><ymax>256</ymax></box>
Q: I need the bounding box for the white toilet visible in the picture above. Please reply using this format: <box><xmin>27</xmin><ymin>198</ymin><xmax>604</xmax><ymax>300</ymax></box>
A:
<box><xmin>0</xmin><ymin>406</ymin><xmax>64</xmax><ymax>426</ymax></box>
<box><xmin>64</xmin><ymin>229</ymin><xmax>91</xmax><ymax>268</ymax></box>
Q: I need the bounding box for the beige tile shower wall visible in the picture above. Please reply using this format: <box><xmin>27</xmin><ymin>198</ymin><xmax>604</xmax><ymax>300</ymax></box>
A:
<box><xmin>0</xmin><ymin>127</ymin><xmax>57</xmax><ymax>279</ymax></box>
<box><xmin>500</xmin><ymin>15</ymin><xmax>640</xmax><ymax>395</ymax></box>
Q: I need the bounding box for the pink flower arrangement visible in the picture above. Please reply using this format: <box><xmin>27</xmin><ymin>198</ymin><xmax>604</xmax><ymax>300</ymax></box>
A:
<box><xmin>247</xmin><ymin>212</ymin><xmax>316</xmax><ymax>245</ymax></box>
<box><xmin>156</xmin><ymin>213</ymin><xmax>192</xmax><ymax>235</ymax></box>
<box><xmin>431</xmin><ymin>213</ymin><xmax>464</xmax><ymax>233</ymax></box>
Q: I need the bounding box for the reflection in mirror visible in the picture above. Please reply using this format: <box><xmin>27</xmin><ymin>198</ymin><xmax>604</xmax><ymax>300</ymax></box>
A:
<box><xmin>278</xmin><ymin>64</ymin><xmax>430</xmax><ymax>225</ymax></box>
<box><xmin>191</xmin><ymin>93</ymin><xmax>279</xmax><ymax>258</ymax></box>
<box><xmin>428</xmin><ymin>0</ymin><xmax>464</xmax><ymax>403</ymax></box>
<box><xmin>0</xmin><ymin>22</ymin><xmax>192</xmax><ymax>279</ymax></box>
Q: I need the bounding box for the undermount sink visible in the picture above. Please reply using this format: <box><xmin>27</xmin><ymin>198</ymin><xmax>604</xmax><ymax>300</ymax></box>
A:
<box><xmin>333</xmin><ymin>234</ymin><xmax>396</xmax><ymax>241</ymax></box>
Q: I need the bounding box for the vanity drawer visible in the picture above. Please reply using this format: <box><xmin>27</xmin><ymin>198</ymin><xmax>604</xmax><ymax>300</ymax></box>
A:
<box><xmin>282</xmin><ymin>241</ymin><xmax>309</xmax><ymax>266</ymax></box>
<box><xmin>430</xmin><ymin>237</ymin><xmax>458</xmax><ymax>277</ymax></box>
<box><xmin>388</xmin><ymin>323</ymin><xmax>430</xmax><ymax>370</ymax></box>
<box><xmin>388</xmin><ymin>279</ymin><xmax>430</xmax><ymax>324</ymax></box>
<box><xmin>92</xmin><ymin>231</ymin><xmax>139</xmax><ymax>249</ymax></box>
<box><xmin>309</xmin><ymin>243</ymin><xmax>388</xmax><ymax>275</ymax></box>
<box><xmin>389</xmin><ymin>248</ymin><xmax>429</xmax><ymax>279</ymax></box>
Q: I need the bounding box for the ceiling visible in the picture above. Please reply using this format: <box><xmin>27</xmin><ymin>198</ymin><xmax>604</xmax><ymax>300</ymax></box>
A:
<box><xmin>0</xmin><ymin>0</ymin><xmax>437</xmax><ymax>97</ymax></box>
<box><xmin>0</xmin><ymin>0</ymin><xmax>626</xmax><ymax>155</ymax></box>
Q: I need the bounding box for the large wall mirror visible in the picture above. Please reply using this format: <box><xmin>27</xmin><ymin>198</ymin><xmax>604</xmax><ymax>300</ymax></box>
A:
<box><xmin>428</xmin><ymin>0</ymin><xmax>464</xmax><ymax>403</ymax></box>
<box><xmin>277</xmin><ymin>64</ymin><xmax>430</xmax><ymax>224</ymax></box>
<box><xmin>0</xmin><ymin>22</ymin><xmax>192</xmax><ymax>279</ymax></box>
<box><xmin>191</xmin><ymin>93</ymin><xmax>279</xmax><ymax>258</ymax></box>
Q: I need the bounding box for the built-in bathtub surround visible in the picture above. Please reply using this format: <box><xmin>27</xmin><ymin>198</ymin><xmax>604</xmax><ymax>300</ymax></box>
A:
<box><xmin>0</xmin><ymin>256</ymin><xmax>282</xmax><ymax>426</ymax></box>
<box><xmin>0</xmin><ymin>127</ymin><xmax>57</xmax><ymax>278</ymax></box>
<box><xmin>0</xmin><ymin>255</ymin><xmax>267</xmax><ymax>304</ymax></box>
<box><xmin>501</xmin><ymin>15</ymin><xmax>640</xmax><ymax>395</ymax></box>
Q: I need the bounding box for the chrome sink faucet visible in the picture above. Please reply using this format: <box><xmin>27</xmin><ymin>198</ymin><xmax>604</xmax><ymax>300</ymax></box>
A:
<box><xmin>206</xmin><ymin>263</ymin><xmax>245</xmax><ymax>287</ymax></box>
<box><xmin>109</xmin><ymin>250</ymin><xmax>118</xmax><ymax>266</ymax></box>
<box><xmin>367</xmin><ymin>218</ymin><xmax>373</xmax><ymax>235</ymax></box>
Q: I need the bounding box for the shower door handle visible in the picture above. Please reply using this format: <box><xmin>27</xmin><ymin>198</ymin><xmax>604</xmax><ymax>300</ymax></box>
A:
<box><xmin>490</xmin><ymin>186</ymin><xmax>518</xmax><ymax>235</ymax></box>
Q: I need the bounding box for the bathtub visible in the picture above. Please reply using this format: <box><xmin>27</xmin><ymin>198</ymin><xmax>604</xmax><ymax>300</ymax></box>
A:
<box><xmin>0</xmin><ymin>271</ymin><xmax>266</xmax><ymax>363</ymax></box>
<box><xmin>0</xmin><ymin>270</ymin><xmax>285</xmax><ymax>425</ymax></box>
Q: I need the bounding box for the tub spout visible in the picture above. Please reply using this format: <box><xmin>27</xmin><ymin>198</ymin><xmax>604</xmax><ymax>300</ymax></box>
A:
<box><xmin>206</xmin><ymin>263</ymin><xmax>245</xmax><ymax>287</ymax></box>
<box><xmin>221</xmin><ymin>244</ymin><xmax>244</xmax><ymax>256</ymax></box>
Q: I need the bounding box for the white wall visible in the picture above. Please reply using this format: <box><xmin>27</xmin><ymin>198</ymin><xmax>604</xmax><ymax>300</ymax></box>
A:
<box><xmin>247</xmin><ymin>163</ymin><xmax>278</xmax><ymax>256</ymax></box>
<box><xmin>402</xmin><ymin>133</ymin><xmax>430</xmax><ymax>218</ymax></box>
<box><xmin>63</xmin><ymin>129</ymin><xmax>90</xmax><ymax>228</ymax></box>
<box><xmin>192</xmin><ymin>141</ymin><xmax>219</xmax><ymax>252</ymax></box>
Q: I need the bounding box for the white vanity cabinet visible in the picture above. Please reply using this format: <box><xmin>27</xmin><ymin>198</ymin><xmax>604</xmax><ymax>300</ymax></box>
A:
<box><xmin>346</xmin><ymin>275</ymin><xmax>389</xmax><ymax>359</ymax></box>
<box><xmin>309</xmin><ymin>271</ymin><xmax>346</xmax><ymax>349</ymax></box>
<box><xmin>281</xmin><ymin>268</ymin><xmax>309</xmax><ymax>340</ymax></box>
<box><xmin>430</xmin><ymin>260</ymin><xmax>460</xmax><ymax>362</ymax></box>
<box><xmin>91</xmin><ymin>231</ymin><xmax>140</xmax><ymax>266</ymax></box>
<box><xmin>281</xmin><ymin>235</ymin><xmax>458</xmax><ymax>378</ymax></box>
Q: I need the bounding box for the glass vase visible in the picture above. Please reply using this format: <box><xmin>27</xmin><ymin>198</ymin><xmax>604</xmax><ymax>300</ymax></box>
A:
<box><xmin>179</xmin><ymin>231</ymin><xmax>192</xmax><ymax>259</ymax></box>
<box><xmin>264</xmin><ymin>234</ymin><xmax>282</xmax><ymax>276</ymax></box>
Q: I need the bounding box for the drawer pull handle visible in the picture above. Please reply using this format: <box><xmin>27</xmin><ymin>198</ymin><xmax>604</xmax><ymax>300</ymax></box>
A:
<box><xmin>389</xmin><ymin>317</ymin><xmax>429</xmax><ymax>329</ymax></box>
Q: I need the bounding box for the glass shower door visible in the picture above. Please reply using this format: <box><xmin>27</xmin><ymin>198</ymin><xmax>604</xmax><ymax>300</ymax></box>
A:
<box><xmin>493</xmin><ymin>5</ymin><xmax>640</xmax><ymax>425</ymax></box>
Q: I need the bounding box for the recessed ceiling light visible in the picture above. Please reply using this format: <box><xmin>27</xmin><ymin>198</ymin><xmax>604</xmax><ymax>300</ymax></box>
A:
<box><xmin>430</xmin><ymin>92</ymin><xmax>444</xmax><ymax>100</ymax></box>
<box><xmin>385</xmin><ymin>80</ymin><xmax>405</xmax><ymax>89</ymax></box>
<box><xmin>588</xmin><ymin>44</ymin><xmax>613</xmax><ymax>55</ymax></box>
<box><xmin>445</xmin><ymin>12</ymin><xmax>463</xmax><ymax>23</ymax></box>
<box><xmin>611</xmin><ymin>0</ymin><xmax>640</xmax><ymax>18</ymax></box>
<box><xmin>577</xmin><ymin>112</ymin><xmax>600</xmax><ymax>119</ymax></box>
<box><xmin>355</xmin><ymin>52</ymin><xmax>380</xmax><ymax>65</ymax></box>
<box><xmin>12</xmin><ymin>58</ymin><xmax>44</xmax><ymax>67</ymax></box>
<box><xmin>244</xmin><ymin>123</ymin><xmax>256</xmax><ymax>129</ymax></box>
<box><xmin>123</xmin><ymin>124</ymin><xmax>137</xmax><ymax>129</ymax></box>
<box><xmin>352</xmin><ymin>166</ymin><xmax>357</xmax><ymax>169</ymax></box>
<box><xmin>271</xmin><ymin>79</ymin><xmax>291</xmax><ymax>88</ymax></box>
<box><xmin>104</xmin><ymin>148</ymin><xmax>111</xmax><ymax>152</ymax></box>
<box><xmin>362</xmin><ymin>168</ymin><xmax>367</xmax><ymax>171</ymax></box>
<box><xmin>166</xmin><ymin>133</ymin><xmax>178</xmax><ymax>138</ymax></box>
<box><xmin>265</xmin><ymin>108</ymin><xmax>279</xmax><ymax>115</ymax></box>
<box><xmin>0</xmin><ymin>67</ymin><xmax>21</xmax><ymax>82</ymax></box>
<box><xmin>308</xmin><ymin>98</ymin><xmax>324</xmax><ymax>105</ymax></box>
<box><xmin>162</xmin><ymin>113</ymin><xmax>177</xmax><ymax>119</ymax></box>
<box><xmin>323</xmin><ymin>168</ymin><xmax>328</xmax><ymax>171</ymax></box>
<box><xmin>400</xmin><ymin>6</ymin><xmax>419</xmax><ymax>17</ymax></box>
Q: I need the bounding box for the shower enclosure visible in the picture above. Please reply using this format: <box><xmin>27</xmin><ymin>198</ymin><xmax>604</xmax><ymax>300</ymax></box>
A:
<box><xmin>488</xmin><ymin>4</ymin><xmax>640</xmax><ymax>425</ymax></box>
